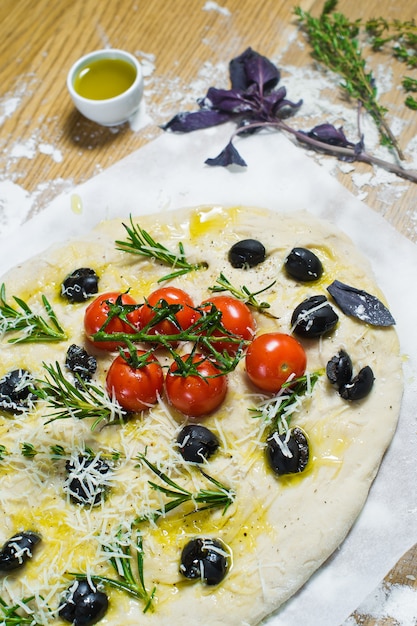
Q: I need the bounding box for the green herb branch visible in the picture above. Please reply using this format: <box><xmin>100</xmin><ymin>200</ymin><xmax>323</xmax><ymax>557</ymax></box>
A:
<box><xmin>135</xmin><ymin>455</ymin><xmax>235</xmax><ymax>523</ymax></box>
<box><xmin>116</xmin><ymin>217</ymin><xmax>208</xmax><ymax>282</ymax></box>
<box><xmin>70</xmin><ymin>526</ymin><xmax>155</xmax><ymax>612</ymax></box>
<box><xmin>93</xmin><ymin>299</ymin><xmax>247</xmax><ymax>374</ymax></box>
<box><xmin>251</xmin><ymin>371</ymin><xmax>321</xmax><ymax>433</ymax></box>
<box><xmin>0</xmin><ymin>594</ymin><xmax>48</xmax><ymax>625</ymax></box>
<box><xmin>35</xmin><ymin>362</ymin><xmax>126</xmax><ymax>430</ymax></box>
<box><xmin>0</xmin><ymin>283</ymin><xmax>66</xmax><ymax>344</ymax></box>
<box><xmin>208</xmin><ymin>272</ymin><xmax>277</xmax><ymax>317</ymax></box>
<box><xmin>295</xmin><ymin>0</ymin><xmax>403</xmax><ymax>159</ymax></box>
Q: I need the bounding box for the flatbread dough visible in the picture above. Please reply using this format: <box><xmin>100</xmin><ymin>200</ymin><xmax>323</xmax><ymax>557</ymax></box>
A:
<box><xmin>0</xmin><ymin>205</ymin><xmax>402</xmax><ymax>625</ymax></box>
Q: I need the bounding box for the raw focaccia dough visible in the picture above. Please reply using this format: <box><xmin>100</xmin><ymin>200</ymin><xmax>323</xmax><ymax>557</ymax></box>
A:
<box><xmin>0</xmin><ymin>205</ymin><xmax>402</xmax><ymax>625</ymax></box>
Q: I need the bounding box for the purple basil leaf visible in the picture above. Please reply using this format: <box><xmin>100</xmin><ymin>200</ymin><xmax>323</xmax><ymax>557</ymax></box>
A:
<box><xmin>306</xmin><ymin>123</ymin><xmax>354</xmax><ymax>148</ymax></box>
<box><xmin>229</xmin><ymin>48</ymin><xmax>280</xmax><ymax>93</ymax></box>
<box><xmin>205</xmin><ymin>140</ymin><xmax>247</xmax><ymax>167</ymax></box>
<box><xmin>201</xmin><ymin>87</ymin><xmax>255</xmax><ymax>114</ymax></box>
<box><xmin>162</xmin><ymin>109</ymin><xmax>231</xmax><ymax>132</ymax></box>
<box><xmin>327</xmin><ymin>280</ymin><xmax>395</xmax><ymax>326</ymax></box>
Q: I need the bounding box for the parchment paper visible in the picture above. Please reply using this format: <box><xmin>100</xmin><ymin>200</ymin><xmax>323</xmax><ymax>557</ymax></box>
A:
<box><xmin>0</xmin><ymin>124</ymin><xmax>416</xmax><ymax>625</ymax></box>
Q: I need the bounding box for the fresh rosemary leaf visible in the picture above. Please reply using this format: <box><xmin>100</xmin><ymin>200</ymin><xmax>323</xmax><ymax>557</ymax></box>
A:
<box><xmin>70</xmin><ymin>526</ymin><xmax>155</xmax><ymax>612</ymax></box>
<box><xmin>135</xmin><ymin>455</ymin><xmax>235</xmax><ymax>523</ymax></box>
<box><xmin>251</xmin><ymin>371</ymin><xmax>321</xmax><ymax>433</ymax></box>
<box><xmin>0</xmin><ymin>283</ymin><xmax>66</xmax><ymax>344</ymax></box>
<box><xmin>115</xmin><ymin>216</ymin><xmax>207</xmax><ymax>282</ymax></box>
<box><xmin>0</xmin><ymin>594</ymin><xmax>47</xmax><ymax>625</ymax></box>
<box><xmin>208</xmin><ymin>272</ymin><xmax>277</xmax><ymax>316</ymax></box>
<box><xmin>36</xmin><ymin>362</ymin><xmax>126</xmax><ymax>430</ymax></box>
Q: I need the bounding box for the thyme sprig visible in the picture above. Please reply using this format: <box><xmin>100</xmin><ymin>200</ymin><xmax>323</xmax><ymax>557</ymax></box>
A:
<box><xmin>135</xmin><ymin>455</ymin><xmax>235</xmax><ymax>523</ymax></box>
<box><xmin>115</xmin><ymin>217</ymin><xmax>207</xmax><ymax>282</ymax></box>
<box><xmin>70</xmin><ymin>526</ymin><xmax>155</xmax><ymax>612</ymax></box>
<box><xmin>366</xmin><ymin>17</ymin><xmax>417</xmax><ymax>67</ymax></box>
<box><xmin>295</xmin><ymin>0</ymin><xmax>403</xmax><ymax>159</ymax></box>
<box><xmin>0</xmin><ymin>283</ymin><xmax>66</xmax><ymax>344</ymax></box>
<box><xmin>208</xmin><ymin>273</ymin><xmax>277</xmax><ymax>317</ymax></box>
<box><xmin>251</xmin><ymin>372</ymin><xmax>321</xmax><ymax>433</ymax></box>
<box><xmin>35</xmin><ymin>362</ymin><xmax>126</xmax><ymax>430</ymax></box>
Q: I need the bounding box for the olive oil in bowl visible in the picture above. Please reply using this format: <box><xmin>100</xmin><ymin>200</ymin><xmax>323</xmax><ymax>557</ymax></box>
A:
<box><xmin>74</xmin><ymin>57</ymin><xmax>137</xmax><ymax>100</ymax></box>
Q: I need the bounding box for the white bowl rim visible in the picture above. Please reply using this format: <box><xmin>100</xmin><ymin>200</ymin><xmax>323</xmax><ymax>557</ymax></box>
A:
<box><xmin>66</xmin><ymin>48</ymin><xmax>143</xmax><ymax>105</ymax></box>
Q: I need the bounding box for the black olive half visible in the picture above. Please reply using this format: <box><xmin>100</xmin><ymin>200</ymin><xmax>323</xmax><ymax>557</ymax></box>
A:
<box><xmin>326</xmin><ymin>350</ymin><xmax>353</xmax><ymax>387</ymax></box>
<box><xmin>177</xmin><ymin>424</ymin><xmax>220</xmax><ymax>463</ymax></box>
<box><xmin>180</xmin><ymin>537</ymin><xmax>230</xmax><ymax>585</ymax></box>
<box><xmin>65</xmin><ymin>344</ymin><xmax>97</xmax><ymax>384</ymax></box>
<box><xmin>284</xmin><ymin>247</ymin><xmax>323</xmax><ymax>282</ymax></box>
<box><xmin>64</xmin><ymin>455</ymin><xmax>111</xmax><ymax>506</ymax></box>
<box><xmin>0</xmin><ymin>369</ymin><xmax>37</xmax><ymax>413</ymax></box>
<box><xmin>59</xmin><ymin>579</ymin><xmax>108</xmax><ymax>626</ymax></box>
<box><xmin>266</xmin><ymin>427</ymin><xmax>309</xmax><ymax>476</ymax></box>
<box><xmin>61</xmin><ymin>268</ymin><xmax>99</xmax><ymax>303</ymax></box>
<box><xmin>339</xmin><ymin>366</ymin><xmax>375</xmax><ymax>401</ymax></box>
<box><xmin>228</xmin><ymin>239</ymin><xmax>266</xmax><ymax>268</ymax></box>
<box><xmin>291</xmin><ymin>295</ymin><xmax>338</xmax><ymax>338</ymax></box>
<box><xmin>0</xmin><ymin>531</ymin><xmax>41</xmax><ymax>571</ymax></box>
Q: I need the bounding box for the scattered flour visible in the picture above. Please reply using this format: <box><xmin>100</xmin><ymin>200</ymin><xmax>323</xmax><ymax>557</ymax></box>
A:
<box><xmin>202</xmin><ymin>1</ymin><xmax>231</xmax><ymax>17</ymax></box>
<box><xmin>343</xmin><ymin>583</ymin><xmax>417</xmax><ymax>626</ymax></box>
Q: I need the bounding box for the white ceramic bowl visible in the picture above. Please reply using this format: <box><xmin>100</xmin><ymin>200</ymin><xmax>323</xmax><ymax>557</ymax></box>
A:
<box><xmin>66</xmin><ymin>49</ymin><xmax>144</xmax><ymax>126</ymax></box>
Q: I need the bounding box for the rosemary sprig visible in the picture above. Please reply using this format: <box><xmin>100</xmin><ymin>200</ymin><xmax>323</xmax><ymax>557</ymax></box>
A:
<box><xmin>93</xmin><ymin>299</ymin><xmax>246</xmax><ymax>374</ymax></box>
<box><xmin>0</xmin><ymin>444</ymin><xmax>8</xmax><ymax>461</ymax></box>
<box><xmin>251</xmin><ymin>372</ymin><xmax>321</xmax><ymax>433</ymax></box>
<box><xmin>0</xmin><ymin>283</ymin><xmax>66</xmax><ymax>344</ymax></box>
<box><xmin>115</xmin><ymin>216</ymin><xmax>207</xmax><ymax>282</ymax></box>
<box><xmin>208</xmin><ymin>272</ymin><xmax>277</xmax><ymax>317</ymax></box>
<box><xmin>0</xmin><ymin>594</ymin><xmax>47</xmax><ymax>625</ymax></box>
<box><xmin>35</xmin><ymin>362</ymin><xmax>126</xmax><ymax>430</ymax></box>
<box><xmin>70</xmin><ymin>526</ymin><xmax>155</xmax><ymax>612</ymax></box>
<box><xmin>295</xmin><ymin>1</ymin><xmax>404</xmax><ymax>159</ymax></box>
<box><xmin>135</xmin><ymin>455</ymin><xmax>235</xmax><ymax>523</ymax></box>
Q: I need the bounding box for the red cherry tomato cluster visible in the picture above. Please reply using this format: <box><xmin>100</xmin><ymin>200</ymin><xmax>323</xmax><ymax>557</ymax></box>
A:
<box><xmin>83</xmin><ymin>286</ymin><xmax>307</xmax><ymax>418</ymax></box>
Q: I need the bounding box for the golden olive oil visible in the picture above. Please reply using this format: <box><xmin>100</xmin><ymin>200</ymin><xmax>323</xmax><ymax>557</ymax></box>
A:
<box><xmin>74</xmin><ymin>57</ymin><xmax>136</xmax><ymax>100</ymax></box>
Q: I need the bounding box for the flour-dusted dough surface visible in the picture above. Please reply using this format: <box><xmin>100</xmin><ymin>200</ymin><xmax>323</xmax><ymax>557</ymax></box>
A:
<box><xmin>0</xmin><ymin>206</ymin><xmax>402</xmax><ymax>625</ymax></box>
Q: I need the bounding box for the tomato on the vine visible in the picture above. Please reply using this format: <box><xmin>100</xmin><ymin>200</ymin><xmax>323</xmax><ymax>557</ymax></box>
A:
<box><xmin>200</xmin><ymin>295</ymin><xmax>256</xmax><ymax>355</ymax></box>
<box><xmin>84</xmin><ymin>291</ymin><xmax>141</xmax><ymax>351</ymax></box>
<box><xmin>245</xmin><ymin>332</ymin><xmax>307</xmax><ymax>393</ymax></box>
<box><xmin>165</xmin><ymin>354</ymin><xmax>228</xmax><ymax>417</ymax></box>
<box><xmin>106</xmin><ymin>350</ymin><xmax>164</xmax><ymax>413</ymax></box>
<box><xmin>139</xmin><ymin>287</ymin><xmax>199</xmax><ymax>339</ymax></box>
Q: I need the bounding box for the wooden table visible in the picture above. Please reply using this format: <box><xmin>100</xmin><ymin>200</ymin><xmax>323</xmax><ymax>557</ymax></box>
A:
<box><xmin>1</xmin><ymin>0</ymin><xmax>416</xmax><ymax>624</ymax></box>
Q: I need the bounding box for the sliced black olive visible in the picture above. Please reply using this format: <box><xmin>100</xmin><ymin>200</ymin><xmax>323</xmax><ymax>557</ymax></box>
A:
<box><xmin>284</xmin><ymin>247</ymin><xmax>323</xmax><ymax>282</ymax></box>
<box><xmin>266</xmin><ymin>427</ymin><xmax>309</xmax><ymax>475</ymax></box>
<box><xmin>177</xmin><ymin>424</ymin><xmax>220</xmax><ymax>463</ymax></box>
<box><xmin>228</xmin><ymin>239</ymin><xmax>266</xmax><ymax>268</ymax></box>
<box><xmin>180</xmin><ymin>537</ymin><xmax>230</xmax><ymax>585</ymax></box>
<box><xmin>291</xmin><ymin>295</ymin><xmax>339</xmax><ymax>338</ymax></box>
<box><xmin>59</xmin><ymin>579</ymin><xmax>108</xmax><ymax>626</ymax></box>
<box><xmin>339</xmin><ymin>366</ymin><xmax>375</xmax><ymax>401</ymax></box>
<box><xmin>64</xmin><ymin>455</ymin><xmax>111</xmax><ymax>506</ymax></box>
<box><xmin>0</xmin><ymin>531</ymin><xmax>41</xmax><ymax>571</ymax></box>
<box><xmin>61</xmin><ymin>268</ymin><xmax>99</xmax><ymax>303</ymax></box>
<box><xmin>65</xmin><ymin>344</ymin><xmax>97</xmax><ymax>384</ymax></box>
<box><xmin>326</xmin><ymin>350</ymin><xmax>353</xmax><ymax>387</ymax></box>
<box><xmin>0</xmin><ymin>369</ymin><xmax>37</xmax><ymax>413</ymax></box>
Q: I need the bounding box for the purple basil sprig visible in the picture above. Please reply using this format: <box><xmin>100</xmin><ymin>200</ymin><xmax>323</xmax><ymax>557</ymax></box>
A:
<box><xmin>162</xmin><ymin>48</ymin><xmax>417</xmax><ymax>183</ymax></box>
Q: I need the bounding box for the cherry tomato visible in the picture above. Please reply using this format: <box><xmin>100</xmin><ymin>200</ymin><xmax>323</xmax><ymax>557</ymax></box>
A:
<box><xmin>84</xmin><ymin>291</ymin><xmax>141</xmax><ymax>351</ymax></box>
<box><xmin>106</xmin><ymin>350</ymin><xmax>164</xmax><ymax>413</ymax></box>
<box><xmin>245</xmin><ymin>332</ymin><xmax>307</xmax><ymax>393</ymax></box>
<box><xmin>139</xmin><ymin>287</ymin><xmax>199</xmax><ymax>339</ymax></box>
<box><xmin>200</xmin><ymin>295</ymin><xmax>256</xmax><ymax>355</ymax></box>
<box><xmin>165</xmin><ymin>354</ymin><xmax>228</xmax><ymax>417</ymax></box>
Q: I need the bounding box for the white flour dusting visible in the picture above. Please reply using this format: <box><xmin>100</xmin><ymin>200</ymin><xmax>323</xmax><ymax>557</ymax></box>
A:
<box><xmin>203</xmin><ymin>1</ymin><xmax>231</xmax><ymax>16</ymax></box>
<box><xmin>343</xmin><ymin>582</ymin><xmax>417</xmax><ymax>626</ymax></box>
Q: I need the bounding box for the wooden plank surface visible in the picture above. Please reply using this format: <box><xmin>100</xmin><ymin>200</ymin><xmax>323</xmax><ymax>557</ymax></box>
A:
<box><xmin>0</xmin><ymin>1</ymin><xmax>416</xmax><ymax>624</ymax></box>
